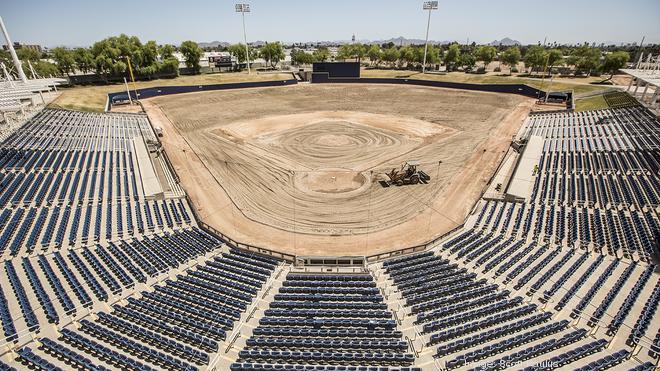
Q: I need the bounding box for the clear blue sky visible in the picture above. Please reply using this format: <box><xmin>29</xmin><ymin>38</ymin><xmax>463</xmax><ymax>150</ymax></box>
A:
<box><xmin>3</xmin><ymin>0</ymin><xmax>659</xmax><ymax>47</ymax></box>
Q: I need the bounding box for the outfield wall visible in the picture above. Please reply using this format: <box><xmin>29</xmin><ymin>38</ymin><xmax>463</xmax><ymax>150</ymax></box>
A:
<box><xmin>310</xmin><ymin>74</ymin><xmax>545</xmax><ymax>98</ymax></box>
<box><xmin>107</xmin><ymin>79</ymin><xmax>298</xmax><ymax>110</ymax></box>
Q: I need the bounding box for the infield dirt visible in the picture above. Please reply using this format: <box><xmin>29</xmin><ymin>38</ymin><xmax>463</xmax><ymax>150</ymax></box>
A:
<box><xmin>144</xmin><ymin>83</ymin><xmax>533</xmax><ymax>256</ymax></box>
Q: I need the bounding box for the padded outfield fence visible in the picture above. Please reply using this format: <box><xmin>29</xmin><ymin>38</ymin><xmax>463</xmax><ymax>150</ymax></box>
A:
<box><xmin>310</xmin><ymin>74</ymin><xmax>546</xmax><ymax>99</ymax></box>
<box><xmin>106</xmin><ymin>79</ymin><xmax>298</xmax><ymax>111</ymax></box>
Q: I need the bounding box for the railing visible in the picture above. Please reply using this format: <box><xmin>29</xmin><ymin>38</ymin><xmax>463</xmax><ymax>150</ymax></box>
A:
<box><xmin>197</xmin><ymin>219</ymin><xmax>296</xmax><ymax>262</ymax></box>
<box><xmin>365</xmin><ymin>223</ymin><xmax>465</xmax><ymax>263</ymax></box>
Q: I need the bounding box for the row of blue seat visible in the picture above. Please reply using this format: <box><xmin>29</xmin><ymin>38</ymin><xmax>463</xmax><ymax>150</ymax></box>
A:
<box><xmin>627</xmin><ymin>279</ymin><xmax>660</xmax><ymax>347</ymax></box>
<box><xmin>444</xmin><ymin>321</ymin><xmax>574</xmax><ymax>369</ymax></box>
<box><xmin>16</xmin><ymin>346</ymin><xmax>62</xmax><ymax>371</ymax></box>
<box><xmin>554</xmin><ymin>256</ymin><xmax>604</xmax><ymax>311</ymax></box>
<box><xmin>607</xmin><ymin>265</ymin><xmax>655</xmax><ymax>335</ymax></box>
<box><xmin>587</xmin><ymin>262</ymin><xmax>636</xmax><ymax>326</ymax></box>
<box><xmin>79</xmin><ymin>319</ymin><xmax>199</xmax><ymax>368</ymax></box>
<box><xmin>21</xmin><ymin>257</ymin><xmax>59</xmax><ymax>323</ymax></box>
<box><xmin>60</xmin><ymin>325</ymin><xmax>154</xmax><ymax>370</ymax></box>
<box><xmin>427</xmin><ymin>302</ymin><xmax>536</xmax><ymax>343</ymax></box>
<box><xmin>436</xmin><ymin>313</ymin><xmax>556</xmax><ymax>357</ymax></box>
<box><xmin>95</xmin><ymin>312</ymin><xmax>210</xmax><ymax>364</ymax></box>
<box><xmin>239</xmin><ymin>350</ymin><xmax>414</xmax><ymax>366</ymax></box>
<box><xmin>4</xmin><ymin>261</ymin><xmax>38</xmax><ymax>330</ymax></box>
<box><xmin>570</xmin><ymin>259</ymin><xmax>620</xmax><ymax>318</ymax></box>
<box><xmin>39</xmin><ymin>337</ymin><xmax>109</xmax><ymax>371</ymax></box>
<box><xmin>573</xmin><ymin>349</ymin><xmax>630</xmax><ymax>371</ymax></box>
<box><xmin>519</xmin><ymin>338</ymin><xmax>607</xmax><ymax>371</ymax></box>
<box><xmin>246</xmin><ymin>338</ymin><xmax>407</xmax><ymax>352</ymax></box>
<box><xmin>231</xmin><ymin>365</ymin><xmax>421</xmax><ymax>371</ymax></box>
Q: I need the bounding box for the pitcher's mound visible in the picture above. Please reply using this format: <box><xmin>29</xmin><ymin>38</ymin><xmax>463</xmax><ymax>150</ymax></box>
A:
<box><xmin>294</xmin><ymin>169</ymin><xmax>369</xmax><ymax>196</ymax></box>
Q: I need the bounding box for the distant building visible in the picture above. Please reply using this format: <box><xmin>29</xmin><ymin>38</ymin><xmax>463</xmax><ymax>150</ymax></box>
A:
<box><xmin>2</xmin><ymin>42</ymin><xmax>42</xmax><ymax>53</ymax></box>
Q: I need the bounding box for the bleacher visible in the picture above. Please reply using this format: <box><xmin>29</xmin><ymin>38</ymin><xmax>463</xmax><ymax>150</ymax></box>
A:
<box><xmin>235</xmin><ymin>272</ymin><xmax>416</xmax><ymax>369</ymax></box>
<box><xmin>0</xmin><ymin>101</ymin><xmax>657</xmax><ymax>370</ymax></box>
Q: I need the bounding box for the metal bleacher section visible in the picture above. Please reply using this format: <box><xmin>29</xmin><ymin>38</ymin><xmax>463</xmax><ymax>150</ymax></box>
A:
<box><xmin>0</xmin><ymin>78</ymin><xmax>65</xmax><ymax>142</ymax></box>
<box><xmin>366</xmin><ymin>106</ymin><xmax>658</xmax><ymax>370</ymax></box>
<box><xmin>0</xmin><ymin>108</ymin><xmax>291</xmax><ymax>370</ymax></box>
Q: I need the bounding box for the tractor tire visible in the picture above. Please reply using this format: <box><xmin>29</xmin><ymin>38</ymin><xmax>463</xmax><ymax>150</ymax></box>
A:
<box><xmin>410</xmin><ymin>175</ymin><xmax>420</xmax><ymax>184</ymax></box>
<box><xmin>396</xmin><ymin>180</ymin><xmax>404</xmax><ymax>186</ymax></box>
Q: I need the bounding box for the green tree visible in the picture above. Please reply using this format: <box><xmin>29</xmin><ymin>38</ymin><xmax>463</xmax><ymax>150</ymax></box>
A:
<box><xmin>424</xmin><ymin>45</ymin><xmax>440</xmax><ymax>66</ymax></box>
<box><xmin>0</xmin><ymin>50</ymin><xmax>11</xmax><ymax>70</ymax></box>
<box><xmin>312</xmin><ymin>47</ymin><xmax>330</xmax><ymax>62</ymax></box>
<box><xmin>337</xmin><ymin>44</ymin><xmax>352</xmax><ymax>61</ymax></box>
<box><xmin>73</xmin><ymin>48</ymin><xmax>94</xmax><ymax>73</ymax></box>
<box><xmin>568</xmin><ymin>45</ymin><xmax>601</xmax><ymax>76</ymax></box>
<box><xmin>475</xmin><ymin>45</ymin><xmax>497</xmax><ymax>68</ymax></box>
<box><xmin>459</xmin><ymin>52</ymin><xmax>476</xmax><ymax>71</ymax></box>
<box><xmin>366</xmin><ymin>44</ymin><xmax>382</xmax><ymax>66</ymax></box>
<box><xmin>500</xmin><ymin>46</ymin><xmax>521</xmax><ymax>75</ymax></box>
<box><xmin>228</xmin><ymin>43</ymin><xmax>248</xmax><ymax>64</ymax></box>
<box><xmin>159</xmin><ymin>44</ymin><xmax>176</xmax><ymax>60</ymax></box>
<box><xmin>260</xmin><ymin>42</ymin><xmax>285</xmax><ymax>68</ymax></box>
<box><xmin>159</xmin><ymin>57</ymin><xmax>179</xmax><ymax>76</ymax></box>
<box><xmin>523</xmin><ymin>45</ymin><xmax>547</xmax><ymax>74</ymax></box>
<box><xmin>399</xmin><ymin>45</ymin><xmax>417</xmax><ymax>68</ymax></box>
<box><xmin>600</xmin><ymin>51</ymin><xmax>629</xmax><ymax>81</ymax></box>
<box><xmin>51</xmin><ymin>47</ymin><xmax>76</xmax><ymax>76</ymax></box>
<box><xmin>381</xmin><ymin>46</ymin><xmax>399</xmax><ymax>67</ymax></box>
<box><xmin>179</xmin><ymin>40</ymin><xmax>203</xmax><ymax>73</ymax></box>
<box><xmin>31</xmin><ymin>60</ymin><xmax>59</xmax><ymax>78</ymax></box>
<box><xmin>142</xmin><ymin>40</ymin><xmax>159</xmax><ymax>66</ymax></box>
<box><xmin>16</xmin><ymin>48</ymin><xmax>40</xmax><ymax>62</ymax></box>
<box><xmin>352</xmin><ymin>44</ymin><xmax>366</xmax><ymax>63</ymax></box>
<box><xmin>338</xmin><ymin>43</ymin><xmax>366</xmax><ymax>63</ymax></box>
<box><xmin>546</xmin><ymin>49</ymin><xmax>564</xmax><ymax>70</ymax></box>
<box><xmin>444</xmin><ymin>44</ymin><xmax>461</xmax><ymax>71</ymax></box>
<box><xmin>290</xmin><ymin>48</ymin><xmax>314</xmax><ymax>65</ymax></box>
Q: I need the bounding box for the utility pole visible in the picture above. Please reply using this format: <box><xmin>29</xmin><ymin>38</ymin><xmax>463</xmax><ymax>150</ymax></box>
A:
<box><xmin>421</xmin><ymin>1</ymin><xmax>438</xmax><ymax>74</ymax></box>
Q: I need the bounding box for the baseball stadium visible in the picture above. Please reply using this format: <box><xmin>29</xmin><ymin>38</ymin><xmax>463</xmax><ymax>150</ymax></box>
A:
<box><xmin>0</xmin><ymin>2</ymin><xmax>658</xmax><ymax>370</ymax></box>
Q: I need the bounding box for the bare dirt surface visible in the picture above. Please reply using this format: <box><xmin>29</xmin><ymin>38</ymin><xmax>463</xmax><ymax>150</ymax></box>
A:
<box><xmin>145</xmin><ymin>84</ymin><xmax>533</xmax><ymax>256</ymax></box>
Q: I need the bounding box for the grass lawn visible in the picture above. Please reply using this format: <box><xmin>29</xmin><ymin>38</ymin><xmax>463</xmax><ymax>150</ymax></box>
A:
<box><xmin>574</xmin><ymin>91</ymin><xmax>639</xmax><ymax>112</ymax></box>
<box><xmin>49</xmin><ymin>72</ymin><xmax>293</xmax><ymax>112</ymax></box>
<box><xmin>574</xmin><ymin>95</ymin><xmax>609</xmax><ymax>111</ymax></box>
<box><xmin>361</xmin><ymin>69</ymin><xmax>615</xmax><ymax>96</ymax></box>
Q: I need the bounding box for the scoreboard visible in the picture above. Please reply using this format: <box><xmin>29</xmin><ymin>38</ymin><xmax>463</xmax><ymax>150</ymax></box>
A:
<box><xmin>209</xmin><ymin>55</ymin><xmax>233</xmax><ymax>68</ymax></box>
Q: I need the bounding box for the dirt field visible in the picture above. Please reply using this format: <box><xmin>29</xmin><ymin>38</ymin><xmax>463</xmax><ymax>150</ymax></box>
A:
<box><xmin>145</xmin><ymin>84</ymin><xmax>533</xmax><ymax>256</ymax></box>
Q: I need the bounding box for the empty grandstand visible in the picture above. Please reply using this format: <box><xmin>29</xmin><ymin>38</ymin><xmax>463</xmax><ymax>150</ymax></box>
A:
<box><xmin>0</xmin><ymin>96</ymin><xmax>654</xmax><ymax>370</ymax></box>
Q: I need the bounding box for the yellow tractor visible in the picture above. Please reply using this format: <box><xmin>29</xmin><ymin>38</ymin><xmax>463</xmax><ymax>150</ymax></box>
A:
<box><xmin>385</xmin><ymin>161</ymin><xmax>430</xmax><ymax>186</ymax></box>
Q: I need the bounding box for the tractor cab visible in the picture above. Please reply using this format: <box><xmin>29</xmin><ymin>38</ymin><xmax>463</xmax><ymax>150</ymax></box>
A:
<box><xmin>402</xmin><ymin>161</ymin><xmax>419</xmax><ymax>176</ymax></box>
<box><xmin>384</xmin><ymin>160</ymin><xmax>430</xmax><ymax>186</ymax></box>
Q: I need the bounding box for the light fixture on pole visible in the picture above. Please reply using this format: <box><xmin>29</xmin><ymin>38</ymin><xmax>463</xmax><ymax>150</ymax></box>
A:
<box><xmin>235</xmin><ymin>3</ymin><xmax>252</xmax><ymax>74</ymax></box>
<box><xmin>421</xmin><ymin>1</ymin><xmax>438</xmax><ymax>74</ymax></box>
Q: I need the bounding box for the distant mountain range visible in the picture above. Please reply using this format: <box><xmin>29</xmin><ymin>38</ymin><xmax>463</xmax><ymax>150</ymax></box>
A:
<box><xmin>488</xmin><ymin>37</ymin><xmax>521</xmax><ymax>46</ymax></box>
<box><xmin>197</xmin><ymin>36</ymin><xmax>523</xmax><ymax>48</ymax></box>
<box><xmin>198</xmin><ymin>41</ymin><xmax>231</xmax><ymax>49</ymax></box>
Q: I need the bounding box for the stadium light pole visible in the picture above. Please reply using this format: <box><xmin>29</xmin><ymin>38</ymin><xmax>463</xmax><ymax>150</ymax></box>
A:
<box><xmin>235</xmin><ymin>3</ymin><xmax>251</xmax><ymax>74</ymax></box>
<box><xmin>0</xmin><ymin>16</ymin><xmax>27</xmax><ymax>83</ymax></box>
<box><xmin>421</xmin><ymin>1</ymin><xmax>438</xmax><ymax>74</ymax></box>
